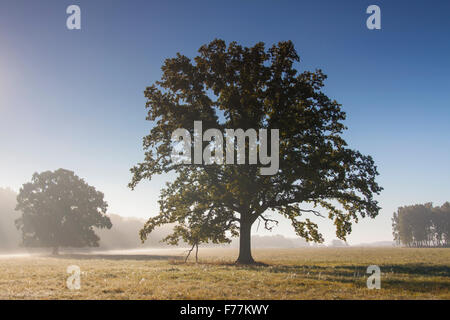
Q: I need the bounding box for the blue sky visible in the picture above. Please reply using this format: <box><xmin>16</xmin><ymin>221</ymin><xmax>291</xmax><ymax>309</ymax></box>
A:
<box><xmin>1</xmin><ymin>0</ymin><xmax>449</xmax><ymax>244</ymax></box>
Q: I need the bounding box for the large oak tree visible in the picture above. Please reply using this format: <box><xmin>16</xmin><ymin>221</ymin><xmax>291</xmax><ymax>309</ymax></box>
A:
<box><xmin>130</xmin><ymin>39</ymin><xmax>382</xmax><ymax>264</ymax></box>
<box><xmin>15</xmin><ymin>169</ymin><xmax>112</xmax><ymax>254</ymax></box>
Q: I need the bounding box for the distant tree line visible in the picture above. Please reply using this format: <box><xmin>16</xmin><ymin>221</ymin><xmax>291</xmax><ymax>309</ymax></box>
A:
<box><xmin>392</xmin><ymin>202</ymin><xmax>450</xmax><ymax>247</ymax></box>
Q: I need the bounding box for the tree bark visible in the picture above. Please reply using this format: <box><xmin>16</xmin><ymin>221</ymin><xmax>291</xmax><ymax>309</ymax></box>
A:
<box><xmin>236</xmin><ymin>219</ymin><xmax>255</xmax><ymax>264</ymax></box>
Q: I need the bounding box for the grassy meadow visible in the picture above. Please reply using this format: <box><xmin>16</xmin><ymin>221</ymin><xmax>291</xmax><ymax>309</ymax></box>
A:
<box><xmin>0</xmin><ymin>247</ymin><xmax>449</xmax><ymax>300</ymax></box>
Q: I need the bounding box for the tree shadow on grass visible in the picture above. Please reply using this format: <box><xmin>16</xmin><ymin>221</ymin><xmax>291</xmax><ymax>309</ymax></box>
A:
<box><xmin>179</xmin><ymin>261</ymin><xmax>450</xmax><ymax>293</ymax></box>
<box><xmin>53</xmin><ymin>253</ymin><xmax>184</xmax><ymax>261</ymax></box>
<box><xmin>248</xmin><ymin>263</ymin><xmax>450</xmax><ymax>293</ymax></box>
<box><xmin>261</xmin><ymin>263</ymin><xmax>450</xmax><ymax>277</ymax></box>
<box><xmin>375</xmin><ymin>264</ymin><xmax>450</xmax><ymax>277</ymax></box>
<box><xmin>168</xmin><ymin>259</ymin><xmax>449</xmax><ymax>278</ymax></box>
<box><xmin>171</xmin><ymin>260</ymin><xmax>269</xmax><ymax>267</ymax></box>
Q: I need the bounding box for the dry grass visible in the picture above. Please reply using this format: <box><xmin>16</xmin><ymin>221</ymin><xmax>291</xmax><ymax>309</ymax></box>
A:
<box><xmin>0</xmin><ymin>247</ymin><xmax>449</xmax><ymax>299</ymax></box>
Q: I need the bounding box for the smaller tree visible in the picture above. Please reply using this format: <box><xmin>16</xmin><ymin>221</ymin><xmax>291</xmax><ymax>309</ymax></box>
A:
<box><xmin>15</xmin><ymin>169</ymin><xmax>112</xmax><ymax>254</ymax></box>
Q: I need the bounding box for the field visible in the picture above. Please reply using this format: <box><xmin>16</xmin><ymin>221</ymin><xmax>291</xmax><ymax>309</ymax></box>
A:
<box><xmin>0</xmin><ymin>247</ymin><xmax>449</xmax><ymax>300</ymax></box>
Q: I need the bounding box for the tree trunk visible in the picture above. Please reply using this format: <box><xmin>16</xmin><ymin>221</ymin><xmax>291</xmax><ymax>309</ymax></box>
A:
<box><xmin>236</xmin><ymin>220</ymin><xmax>255</xmax><ymax>264</ymax></box>
<box><xmin>195</xmin><ymin>244</ymin><xmax>199</xmax><ymax>263</ymax></box>
<box><xmin>52</xmin><ymin>246</ymin><xmax>59</xmax><ymax>255</ymax></box>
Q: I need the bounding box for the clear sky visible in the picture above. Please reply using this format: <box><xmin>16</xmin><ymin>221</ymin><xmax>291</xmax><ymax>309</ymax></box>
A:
<box><xmin>1</xmin><ymin>0</ymin><xmax>449</xmax><ymax>244</ymax></box>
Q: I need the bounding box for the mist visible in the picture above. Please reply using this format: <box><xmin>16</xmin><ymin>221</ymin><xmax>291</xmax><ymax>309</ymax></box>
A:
<box><xmin>0</xmin><ymin>188</ymin><xmax>20</xmax><ymax>251</ymax></box>
<box><xmin>1</xmin><ymin>187</ymin><xmax>311</xmax><ymax>253</ymax></box>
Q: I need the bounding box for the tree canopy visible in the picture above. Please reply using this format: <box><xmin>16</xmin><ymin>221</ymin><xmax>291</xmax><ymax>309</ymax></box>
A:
<box><xmin>15</xmin><ymin>169</ymin><xmax>112</xmax><ymax>254</ymax></box>
<box><xmin>130</xmin><ymin>39</ymin><xmax>383</xmax><ymax>263</ymax></box>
